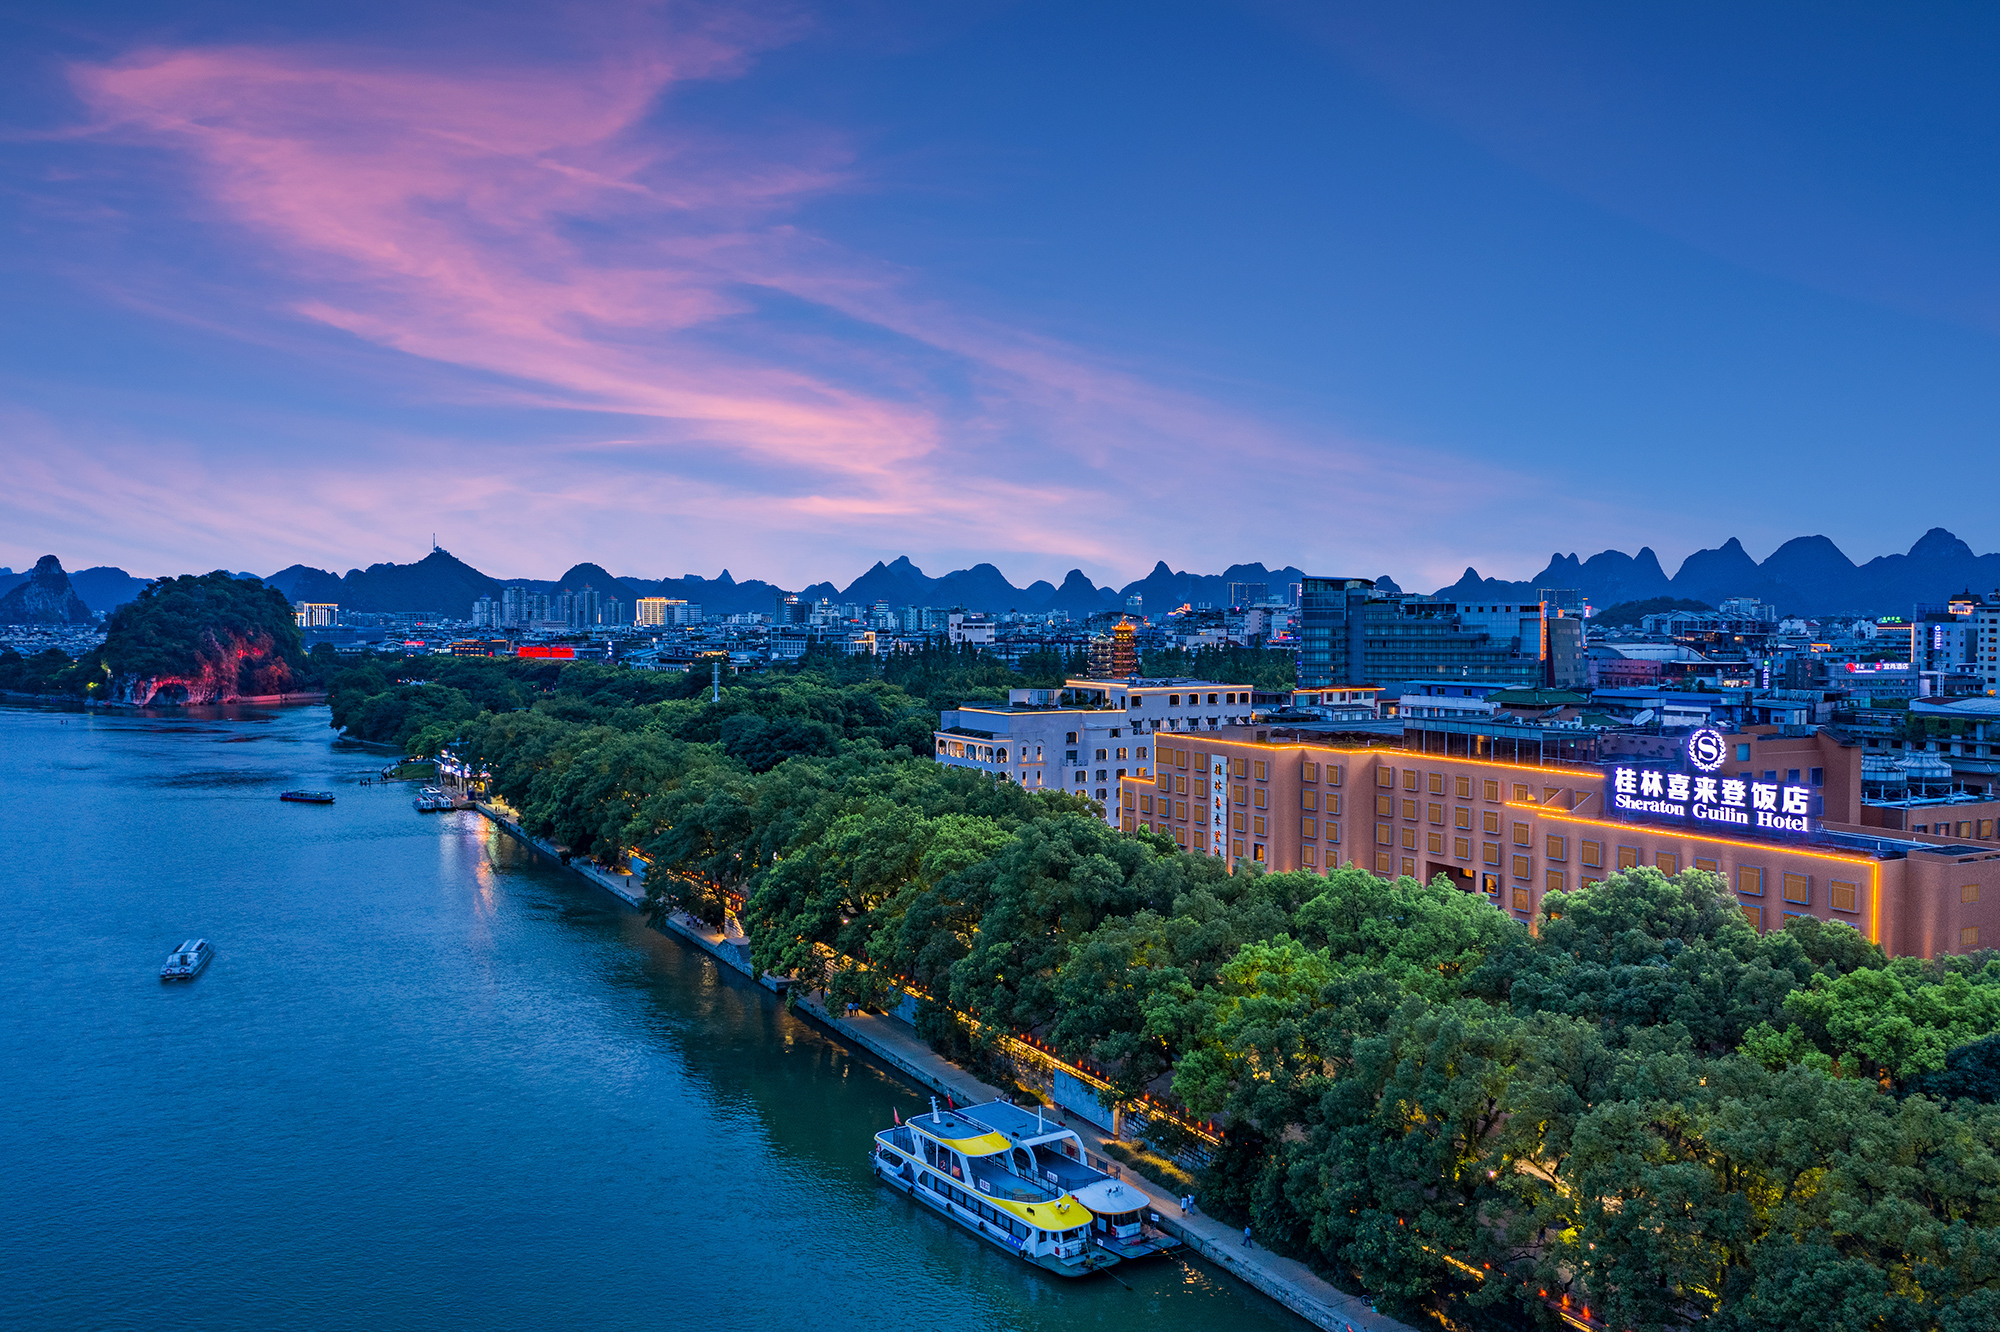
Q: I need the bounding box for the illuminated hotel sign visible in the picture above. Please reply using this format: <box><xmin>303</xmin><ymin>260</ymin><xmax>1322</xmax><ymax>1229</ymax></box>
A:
<box><xmin>1608</xmin><ymin>729</ymin><xmax>1814</xmax><ymax>834</ymax></box>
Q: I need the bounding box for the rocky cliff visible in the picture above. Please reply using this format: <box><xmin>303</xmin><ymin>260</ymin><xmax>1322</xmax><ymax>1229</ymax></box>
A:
<box><xmin>0</xmin><ymin>556</ymin><xmax>95</xmax><ymax>625</ymax></box>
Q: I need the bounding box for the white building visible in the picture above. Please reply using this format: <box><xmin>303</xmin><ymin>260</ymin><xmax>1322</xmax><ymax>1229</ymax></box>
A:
<box><xmin>933</xmin><ymin>676</ymin><xmax>1257</xmax><ymax>815</ymax></box>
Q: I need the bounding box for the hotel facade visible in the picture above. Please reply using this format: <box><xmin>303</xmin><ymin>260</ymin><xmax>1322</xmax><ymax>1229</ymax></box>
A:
<box><xmin>1119</xmin><ymin>721</ymin><xmax>2000</xmax><ymax>959</ymax></box>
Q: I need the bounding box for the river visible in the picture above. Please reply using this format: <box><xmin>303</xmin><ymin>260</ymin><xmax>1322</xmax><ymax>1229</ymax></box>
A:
<box><xmin>2</xmin><ymin>703</ymin><xmax>1308</xmax><ymax>1331</ymax></box>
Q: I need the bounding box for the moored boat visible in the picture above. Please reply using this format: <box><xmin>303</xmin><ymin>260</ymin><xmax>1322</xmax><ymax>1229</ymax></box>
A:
<box><xmin>871</xmin><ymin>1098</ymin><xmax>1177</xmax><ymax>1276</ymax></box>
<box><xmin>279</xmin><ymin>790</ymin><xmax>335</xmax><ymax>804</ymax></box>
<box><xmin>412</xmin><ymin>786</ymin><xmax>454</xmax><ymax>812</ymax></box>
<box><xmin>160</xmin><ymin>939</ymin><xmax>213</xmax><ymax>981</ymax></box>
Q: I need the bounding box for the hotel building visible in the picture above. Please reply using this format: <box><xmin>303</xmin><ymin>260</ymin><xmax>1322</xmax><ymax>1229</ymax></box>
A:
<box><xmin>1119</xmin><ymin>720</ymin><xmax>2000</xmax><ymax>958</ymax></box>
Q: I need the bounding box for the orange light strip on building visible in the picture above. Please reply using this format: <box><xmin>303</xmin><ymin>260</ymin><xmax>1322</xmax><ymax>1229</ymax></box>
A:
<box><xmin>1514</xmin><ymin>803</ymin><xmax>1883</xmax><ymax>944</ymax></box>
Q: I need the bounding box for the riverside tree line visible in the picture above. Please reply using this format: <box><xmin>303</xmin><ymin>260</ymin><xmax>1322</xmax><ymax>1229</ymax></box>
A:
<box><xmin>318</xmin><ymin>649</ymin><xmax>2000</xmax><ymax>1331</ymax></box>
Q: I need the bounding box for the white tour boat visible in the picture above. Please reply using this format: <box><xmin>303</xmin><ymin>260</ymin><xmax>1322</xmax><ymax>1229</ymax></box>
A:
<box><xmin>871</xmin><ymin>1098</ymin><xmax>1179</xmax><ymax>1276</ymax></box>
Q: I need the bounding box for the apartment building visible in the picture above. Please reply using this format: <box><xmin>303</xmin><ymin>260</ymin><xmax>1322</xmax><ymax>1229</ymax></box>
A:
<box><xmin>1120</xmin><ymin>722</ymin><xmax>2000</xmax><ymax>958</ymax></box>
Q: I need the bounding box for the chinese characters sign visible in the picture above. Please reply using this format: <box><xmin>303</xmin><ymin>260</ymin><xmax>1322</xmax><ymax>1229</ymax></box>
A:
<box><xmin>1609</xmin><ymin>766</ymin><xmax>1813</xmax><ymax>833</ymax></box>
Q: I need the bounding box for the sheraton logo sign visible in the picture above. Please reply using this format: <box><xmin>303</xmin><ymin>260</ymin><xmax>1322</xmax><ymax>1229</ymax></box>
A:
<box><xmin>1608</xmin><ymin>731</ymin><xmax>1815</xmax><ymax>834</ymax></box>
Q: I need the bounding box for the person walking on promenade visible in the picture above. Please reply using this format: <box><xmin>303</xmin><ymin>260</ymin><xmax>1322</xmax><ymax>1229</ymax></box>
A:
<box><xmin>1242</xmin><ymin>1225</ymin><xmax>1253</xmax><ymax>1247</ymax></box>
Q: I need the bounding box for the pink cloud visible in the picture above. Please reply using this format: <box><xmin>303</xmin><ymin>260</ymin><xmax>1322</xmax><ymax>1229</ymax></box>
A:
<box><xmin>47</xmin><ymin>20</ymin><xmax>1558</xmax><ymax>588</ymax></box>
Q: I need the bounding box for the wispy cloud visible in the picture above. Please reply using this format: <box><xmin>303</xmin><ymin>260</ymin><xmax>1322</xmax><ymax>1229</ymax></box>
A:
<box><xmin>46</xmin><ymin>13</ymin><xmax>1544</xmax><ymax>587</ymax></box>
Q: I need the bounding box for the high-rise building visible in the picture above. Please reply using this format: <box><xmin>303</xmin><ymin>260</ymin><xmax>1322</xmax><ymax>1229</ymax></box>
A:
<box><xmin>1226</xmin><ymin>582</ymin><xmax>1268</xmax><ymax>608</ymax></box>
<box><xmin>470</xmin><ymin>595</ymin><xmax>496</xmax><ymax>628</ymax></box>
<box><xmin>1299</xmin><ymin>577</ymin><xmax>1584</xmax><ymax>690</ymax></box>
<box><xmin>295</xmin><ymin>603</ymin><xmax>338</xmax><ymax>628</ymax></box>
<box><xmin>635</xmin><ymin>597</ymin><xmax>671</xmax><ymax>627</ymax></box>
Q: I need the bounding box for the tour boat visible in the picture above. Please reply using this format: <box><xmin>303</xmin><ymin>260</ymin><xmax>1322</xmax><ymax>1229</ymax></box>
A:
<box><xmin>412</xmin><ymin>787</ymin><xmax>454</xmax><ymax>813</ymax></box>
<box><xmin>279</xmin><ymin>790</ymin><xmax>335</xmax><ymax>804</ymax></box>
<box><xmin>160</xmin><ymin>939</ymin><xmax>213</xmax><ymax>981</ymax></box>
<box><xmin>870</xmin><ymin>1098</ymin><xmax>1178</xmax><ymax>1276</ymax></box>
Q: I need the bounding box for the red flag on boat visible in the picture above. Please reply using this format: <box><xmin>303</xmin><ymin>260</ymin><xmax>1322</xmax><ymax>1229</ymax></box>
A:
<box><xmin>893</xmin><ymin>1106</ymin><xmax>901</xmax><ymax>1125</ymax></box>
<box><xmin>945</xmin><ymin>1093</ymin><xmax>954</xmax><ymax>1109</ymax></box>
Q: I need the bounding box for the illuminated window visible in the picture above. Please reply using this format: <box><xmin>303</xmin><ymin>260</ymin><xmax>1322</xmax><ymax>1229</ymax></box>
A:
<box><xmin>1542</xmin><ymin>787</ymin><xmax>1563</xmax><ymax>807</ymax></box>
<box><xmin>1694</xmin><ymin>857</ymin><xmax>1717</xmax><ymax>874</ymax></box>
<box><xmin>1512</xmin><ymin>887</ymin><xmax>1531</xmax><ymax>911</ymax></box>
<box><xmin>1232</xmin><ymin>839</ymin><xmax>1245</xmax><ymax>858</ymax></box>
<box><xmin>1378</xmin><ymin>767</ymin><xmax>1396</xmax><ymax>788</ymax></box>
<box><xmin>1374</xmin><ymin>852</ymin><xmax>1393</xmax><ymax>874</ymax></box>
<box><xmin>1964</xmin><ymin>883</ymin><xmax>1982</xmax><ymax>904</ymax></box>
<box><xmin>1233</xmin><ymin>784</ymin><xmax>1247</xmax><ymax>805</ymax></box>
<box><xmin>1253</xmin><ymin>816</ymin><xmax>1266</xmax><ymax>837</ymax></box>
<box><xmin>1302</xmin><ymin>818</ymin><xmax>1318</xmax><ymax>839</ymax></box>
<box><xmin>1783</xmin><ymin>873</ymin><xmax>1811</xmax><ymax>905</ymax></box>
<box><xmin>1829</xmin><ymin>880</ymin><xmax>1857</xmax><ymax>912</ymax></box>
<box><xmin>1582</xmin><ymin>840</ymin><xmax>1602</xmax><ymax>869</ymax></box>
<box><xmin>1743</xmin><ymin>904</ymin><xmax>1763</xmax><ymax>932</ymax></box>
<box><xmin>1401</xmin><ymin>856</ymin><xmax>1416</xmax><ymax>877</ymax></box>
<box><xmin>1454</xmin><ymin>836</ymin><xmax>1471</xmax><ymax>860</ymax></box>
<box><xmin>1253</xmin><ymin>788</ymin><xmax>1267</xmax><ymax>809</ymax></box>
<box><xmin>1982</xmin><ymin>819</ymin><xmax>1994</xmax><ymax>839</ymax></box>
<box><xmin>1327</xmin><ymin>823</ymin><xmax>1339</xmax><ymax>844</ymax></box>
<box><xmin>1427</xmin><ymin>831</ymin><xmax>1445</xmax><ymax>855</ymax></box>
<box><xmin>1512</xmin><ymin>822</ymin><xmax>1531</xmax><ymax>846</ymax></box>
<box><xmin>1401</xmin><ymin>827</ymin><xmax>1417</xmax><ymax>850</ymax></box>
<box><xmin>1175</xmin><ymin>801</ymin><xmax>1187</xmax><ymax>820</ymax></box>
<box><xmin>1173</xmin><ymin>827</ymin><xmax>1186</xmax><ymax>846</ymax></box>
<box><xmin>1738</xmin><ymin>866</ymin><xmax>1764</xmax><ymax>897</ymax></box>
<box><xmin>1252</xmin><ymin>844</ymin><xmax>1265</xmax><ymax>862</ymax></box>
<box><xmin>1428</xmin><ymin>772</ymin><xmax>1445</xmax><ymax>795</ymax></box>
<box><xmin>1455</xmin><ymin>807</ymin><xmax>1471</xmax><ymax>830</ymax></box>
<box><xmin>1456</xmin><ymin>775</ymin><xmax>1471</xmax><ymax>799</ymax></box>
<box><xmin>1301</xmin><ymin>761</ymin><xmax>1318</xmax><ymax>782</ymax></box>
<box><xmin>1377</xmin><ymin>794</ymin><xmax>1395</xmax><ymax>817</ymax></box>
<box><xmin>1328</xmin><ymin>765</ymin><xmax>1342</xmax><ymax>786</ymax></box>
<box><xmin>1376</xmin><ymin>823</ymin><xmax>1393</xmax><ymax>846</ymax></box>
<box><xmin>1403</xmin><ymin>770</ymin><xmax>1419</xmax><ymax>792</ymax></box>
<box><xmin>1546</xmin><ymin>835</ymin><xmax>1567</xmax><ymax>861</ymax></box>
<box><xmin>1483</xmin><ymin>780</ymin><xmax>1501</xmax><ymax>802</ymax></box>
<box><xmin>1617</xmin><ymin>846</ymin><xmax>1639</xmax><ymax>870</ymax></box>
<box><xmin>1483</xmin><ymin>811</ymin><xmax>1501</xmax><ymax>835</ymax></box>
<box><xmin>1428</xmin><ymin>802</ymin><xmax>1444</xmax><ymax>825</ymax></box>
<box><xmin>1512</xmin><ymin>854</ymin><xmax>1532</xmax><ymax>880</ymax></box>
<box><xmin>1232</xmin><ymin>758</ymin><xmax>1248</xmax><ymax>778</ymax></box>
<box><xmin>1656</xmin><ymin>852</ymin><xmax>1679</xmax><ymax>875</ymax></box>
<box><xmin>1403</xmin><ymin>797</ymin><xmax>1419</xmax><ymax>821</ymax></box>
<box><xmin>1483</xmin><ymin>843</ymin><xmax>1501</xmax><ymax>867</ymax></box>
<box><xmin>1962</xmin><ymin>926</ymin><xmax>1980</xmax><ymax>948</ymax></box>
<box><xmin>1139</xmin><ymin>794</ymin><xmax>1152</xmax><ymax>814</ymax></box>
<box><xmin>1328</xmin><ymin>794</ymin><xmax>1341</xmax><ymax>816</ymax></box>
<box><xmin>1254</xmin><ymin>761</ymin><xmax>1267</xmax><ymax>782</ymax></box>
<box><xmin>1546</xmin><ymin>869</ymin><xmax>1567</xmax><ymax>895</ymax></box>
<box><xmin>1302</xmin><ymin>846</ymin><xmax>1316</xmax><ymax>866</ymax></box>
<box><xmin>1302</xmin><ymin>791</ymin><xmax>1319</xmax><ymax>811</ymax></box>
<box><xmin>1513</xmin><ymin>783</ymin><xmax>1531</xmax><ymax>802</ymax></box>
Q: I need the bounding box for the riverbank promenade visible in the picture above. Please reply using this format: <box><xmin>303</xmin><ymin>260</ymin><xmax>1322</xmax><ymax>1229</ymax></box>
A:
<box><xmin>471</xmin><ymin>797</ymin><xmax>1416</xmax><ymax>1332</ymax></box>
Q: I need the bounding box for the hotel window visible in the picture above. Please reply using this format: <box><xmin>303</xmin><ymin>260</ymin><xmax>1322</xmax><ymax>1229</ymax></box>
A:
<box><xmin>1302</xmin><ymin>791</ymin><xmax>1319</xmax><ymax>811</ymax></box>
<box><xmin>1983</xmin><ymin>820</ymin><xmax>1994</xmax><ymax>839</ymax></box>
<box><xmin>1377</xmin><ymin>794</ymin><xmax>1395</xmax><ymax>818</ymax></box>
<box><xmin>1328</xmin><ymin>794</ymin><xmax>1342</xmax><ymax>816</ymax></box>
<box><xmin>1302</xmin><ymin>818</ymin><xmax>1318</xmax><ymax>839</ymax></box>
<box><xmin>1176</xmin><ymin>749</ymin><xmax>1189</xmax><ymax>769</ymax></box>
<box><xmin>1173</xmin><ymin>827</ymin><xmax>1187</xmax><ymax>847</ymax></box>
<box><xmin>1483</xmin><ymin>843</ymin><xmax>1502</xmax><ymax>866</ymax></box>
<box><xmin>1694</xmin><ymin>857</ymin><xmax>1717</xmax><ymax>874</ymax></box>
<box><xmin>1176</xmin><ymin>774</ymin><xmax>1188</xmax><ymax>795</ymax></box>
<box><xmin>1329</xmin><ymin>765</ymin><xmax>1342</xmax><ymax>786</ymax></box>
<box><xmin>1483</xmin><ymin>811</ymin><xmax>1501</xmax><ymax>835</ymax></box>
<box><xmin>1096</xmin><ymin>749</ymin><xmax>1107</xmax><ymax>761</ymax></box>
<box><xmin>1404</xmin><ymin>769</ymin><xmax>1419</xmax><ymax>791</ymax></box>
<box><xmin>1253</xmin><ymin>816</ymin><xmax>1266</xmax><ymax>837</ymax></box>
<box><xmin>1233</xmin><ymin>784</ymin><xmax>1248</xmax><ymax>804</ymax></box>
<box><xmin>1123</xmin><ymin>815</ymin><xmax>1136</xmax><ymax>832</ymax></box>
<box><xmin>1512</xmin><ymin>887</ymin><xmax>1532</xmax><ymax>912</ymax></box>
<box><xmin>1401</xmin><ymin>827</ymin><xmax>1418</xmax><ymax>850</ymax></box>
<box><xmin>1512</xmin><ymin>854</ymin><xmax>1533</xmax><ymax>880</ymax></box>
<box><xmin>1830</xmin><ymin>880</ymin><xmax>1858</xmax><ymax>912</ymax></box>
<box><xmin>1964</xmin><ymin>926</ymin><xmax>1981</xmax><ymax>949</ymax></box>
<box><xmin>1326</xmin><ymin>822</ymin><xmax>1339</xmax><ymax>844</ymax></box>
<box><xmin>1140</xmin><ymin>794</ymin><xmax>1152</xmax><ymax>814</ymax></box>
<box><xmin>1375</xmin><ymin>852</ymin><xmax>1394</xmax><ymax>874</ymax></box>
<box><xmin>1617</xmin><ymin>846</ymin><xmax>1639</xmax><ymax>870</ymax></box>
<box><xmin>1378</xmin><ymin>767</ymin><xmax>1396</xmax><ymax>788</ymax></box>
<box><xmin>1253</xmin><ymin>761</ymin><xmax>1267</xmax><ymax>781</ymax></box>
<box><xmin>1232</xmin><ymin>839</ymin><xmax>1245</xmax><ymax>858</ymax></box>
<box><xmin>1743</xmin><ymin>904</ymin><xmax>1764</xmax><ymax>932</ymax></box>
<box><xmin>1116</xmin><ymin>748</ymin><xmax>1128</xmax><ymax>761</ymax></box>
<box><xmin>1546</xmin><ymin>835</ymin><xmax>1567</xmax><ymax>861</ymax></box>
<box><xmin>1066</xmin><ymin>732</ymin><xmax>1078</xmax><ymax>744</ymax></box>
<box><xmin>1402</xmin><ymin>856</ymin><xmax>1417</xmax><ymax>878</ymax></box>
<box><xmin>1961</xmin><ymin>821</ymin><xmax>1975</xmax><ymax>839</ymax></box>
<box><xmin>1302</xmin><ymin>846</ymin><xmax>1317</xmax><ymax>866</ymax></box>
<box><xmin>1157</xmin><ymin>772</ymin><xmax>1172</xmax><ymax>791</ymax></box>
<box><xmin>1403</xmin><ymin>797</ymin><xmax>1419</xmax><ymax>821</ymax></box>
<box><xmin>1175</xmin><ymin>801</ymin><xmax>1188</xmax><ymax>820</ymax></box>
<box><xmin>1542</xmin><ymin>787</ymin><xmax>1563</xmax><ymax>808</ymax></box>
<box><xmin>1656</xmin><ymin>852</ymin><xmax>1679</xmax><ymax>875</ymax></box>
<box><xmin>1302</xmin><ymin>761</ymin><xmax>1318</xmax><ymax>782</ymax></box>
<box><xmin>1122</xmin><ymin>792</ymin><xmax>1136</xmax><ymax>809</ymax></box>
<box><xmin>1253</xmin><ymin>788</ymin><xmax>1267</xmax><ymax>809</ymax></box>
<box><xmin>1964</xmin><ymin>883</ymin><xmax>1982</xmax><ymax>904</ymax></box>
<box><xmin>1428</xmin><ymin>772</ymin><xmax>1445</xmax><ymax>795</ymax></box>
<box><xmin>1513</xmin><ymin>783</ymin><xmax>1531</xmax><ymax>802</ymax></box>
<box><xmin>1483</xmin><ymin>780</ymin><xmax>1501</xmax><ymax>802</ymax></box>
<box><xmin>1582</xmin><ymin>840</ymin><xmax>1602</xmax><ymax>869</ymax></box>
<box><xmin>1783</xmin><ymin>873</ymin><xmax>1812</xmax><ymax>905</ymax></box>
<box><xmin>1233</xmin><ymin>758</ymin><xmax>1248</xmax><ymax>778</ymax></box>
<box><xmin>1546</xmin><ymin>869</ymin><xmax>1567</xmax><ymax>895</ymax></box>
<box><xmin>1512</xmin><ymin>822</ymin><xmax>1530</xmax><ymax>846</ymax></box>
<box><xmin>1377</xmin><ymin>823</ymin><xmax>1393</xmax><ymax>846</ymax></box>
<box><xmin>1738</xmin><ymin>866</ymin><xmax>1765</xmax><ymax>897</ymax></box>
<box><xmin>1428</xmin><ymin>802</ymin><xmax>1444</xmax><ymax>825</ymax></box>
<box><xmin>1456</xmin><ymin>775</ymin><xmax>1471</xmax><ymax>799</ymax></box>
<box><xmin>1232</xmin><ymin>812</ymin><xmax>1246</xmax><ymax>832</ymax></box>
<box><xmin>1454</xmin><ymin>837</ymin><xmax>1472</xmax><ymax>861</ymax></box>
<box><xmin>1455</xmin><ymin>807</ymin><xmax>1471</xmax><ymax>830</ymax></box>
<box><xmin>1194</xmin><ymin>830</ymin><xmax>1206</xmax><ymax>849</ymax></box>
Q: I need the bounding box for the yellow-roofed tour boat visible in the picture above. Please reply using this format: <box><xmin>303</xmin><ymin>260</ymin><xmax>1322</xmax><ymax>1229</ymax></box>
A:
<box><xmin>871</xmin><ymin>1097</ymin><xmax>1179</xmax><ymax>1277</ymax></box>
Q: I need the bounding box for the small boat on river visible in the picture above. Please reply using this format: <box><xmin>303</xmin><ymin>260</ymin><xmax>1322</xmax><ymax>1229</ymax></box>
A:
<box><xmin>160</xmin><ymin>939</ymin><xmax>213</xmax><ymax>981</ymax></box>
<box><xmin>279</xmin><ymin>790</ymin><xmax>335</xmax><ymax>804</ymax></box>
<box><xmin>871</xmin><ymin>1098</ymin><xmax>1177</xmax><ymax>1276</ymax></box>
<box><xmin>413</xmin><ymin>786</ymin><xmax>454</xmax><ymax>813</ymax></box>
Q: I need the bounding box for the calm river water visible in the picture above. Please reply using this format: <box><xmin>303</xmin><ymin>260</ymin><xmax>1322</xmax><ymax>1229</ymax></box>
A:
<box><xmin>3</xmin><ymin>704</ymin><xmax>1306</xmax><ymax>1332</ymax></box>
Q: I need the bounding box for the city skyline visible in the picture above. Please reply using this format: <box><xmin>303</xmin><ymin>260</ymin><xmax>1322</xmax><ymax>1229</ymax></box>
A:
<box><xmin>5</xmin><ymin>3</ymin><xmax>1999</xmax><ymax>587</ymax></box>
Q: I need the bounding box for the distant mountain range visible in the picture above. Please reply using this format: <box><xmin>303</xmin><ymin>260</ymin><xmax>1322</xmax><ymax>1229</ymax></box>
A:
<box><xmin>11</xmin><ymin>528</ymin><xmax>1996</xmax><ymax>620</ymax></box>
<box><xmin>1440</xmin><ymin>528</ymin><xmax>2000</xmax><ymax>618</ymax></box>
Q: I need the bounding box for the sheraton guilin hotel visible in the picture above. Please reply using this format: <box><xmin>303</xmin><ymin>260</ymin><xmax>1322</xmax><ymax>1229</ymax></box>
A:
<box><xmin>931</xmin><ymin>578</ymin><xmax>2000</xmax><ymax>961</ymax></box>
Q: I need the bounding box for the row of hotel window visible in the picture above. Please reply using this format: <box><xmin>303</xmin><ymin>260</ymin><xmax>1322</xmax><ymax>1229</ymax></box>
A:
<box><xmin>1154</xmin><ymin>749</ymin><xmax>1570</xmax><ymax>808</ymax></box>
